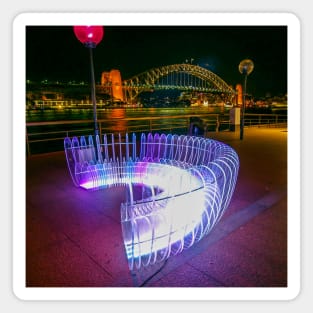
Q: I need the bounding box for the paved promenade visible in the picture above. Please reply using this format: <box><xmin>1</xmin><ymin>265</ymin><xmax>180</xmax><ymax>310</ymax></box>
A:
<box><xmin>25</xmin><ymin>127</ymin><xmax>287</xmax><ymax>289</ymax></box>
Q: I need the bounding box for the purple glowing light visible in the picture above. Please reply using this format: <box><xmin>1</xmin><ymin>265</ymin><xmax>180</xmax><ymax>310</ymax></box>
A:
<box><xmin>64</xmin><ymin>133</ymin><xmax>239</xmax><ymax>270</ymax></box>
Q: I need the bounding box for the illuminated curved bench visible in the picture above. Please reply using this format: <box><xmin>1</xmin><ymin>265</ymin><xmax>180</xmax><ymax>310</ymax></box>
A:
<box><xmin>64</xmin><ymin>133</ymin><xmax>239</xmax><ymax>270</ymax></box>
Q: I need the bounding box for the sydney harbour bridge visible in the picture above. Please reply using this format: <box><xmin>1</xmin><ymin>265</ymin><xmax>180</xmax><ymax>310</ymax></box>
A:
<box><xmin>97</xmin><ymin>63</ymin><xmax>237</xmax><ymax>104</ymax></box>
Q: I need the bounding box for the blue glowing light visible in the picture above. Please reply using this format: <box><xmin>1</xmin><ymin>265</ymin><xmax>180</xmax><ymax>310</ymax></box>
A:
<box><xmin>64</xmin><ymin>133</ymin><xmax>239</xmax><ymax>270</ymax></box>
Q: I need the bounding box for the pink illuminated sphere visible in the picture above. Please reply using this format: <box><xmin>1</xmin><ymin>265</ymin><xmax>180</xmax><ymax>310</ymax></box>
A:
<box><xmin>73</xmin><ymin>26</ymin><xmax>104</xmax><ymax>47</ymax></box>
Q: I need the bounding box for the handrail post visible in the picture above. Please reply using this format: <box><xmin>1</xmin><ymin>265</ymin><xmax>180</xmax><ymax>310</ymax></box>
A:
<box><xmin>187</xmin><ymin>117</ymin><xmax>190</xmax><ymax>134</ymax></box>
<box><xmin>98</xmin><ymin>121</ymin><xmax>102</xmax><ymax>143</ymax></box>
<box><xmin>215</xmin><ymin>115</ymin><xmax>219</xmax><ymax>132</ymax></box>
<box><xmin>26</xmin><ymin>127</ymin><xmax>31</xmax><ymax>158</ymax></box>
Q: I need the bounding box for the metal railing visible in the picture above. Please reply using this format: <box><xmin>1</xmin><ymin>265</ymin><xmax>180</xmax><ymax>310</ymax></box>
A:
<box><xmin>26</xmin><ymin>113</ymin><xmax>287</xmax><ymax>157</ymax></box>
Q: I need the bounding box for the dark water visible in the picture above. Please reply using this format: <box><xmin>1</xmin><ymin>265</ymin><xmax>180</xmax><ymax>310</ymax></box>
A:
<box><xmin>26</xmin><ymin>107</ymin><xmax>227</xmax><ymax>154</ymax></box>
<box><xmin>26</xmin><ymin>106</ymin><xmax>286</xmax><ymax>155</ymax></box>
<box><xmin>26</xmin><ymin>106</ymin><xmax>227</xmax><ymax>122</ymax></box>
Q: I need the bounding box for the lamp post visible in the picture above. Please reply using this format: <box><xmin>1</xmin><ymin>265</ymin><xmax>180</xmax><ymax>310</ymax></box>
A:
<box><xmin>238</xmin><ymin>59</ymin><xmax>254</xmax><ymax>140</ymax></box>
<box><xmin>73</xmin><ymin>25</ymin><xmax>104</xmax><ymax>142</ymax></box>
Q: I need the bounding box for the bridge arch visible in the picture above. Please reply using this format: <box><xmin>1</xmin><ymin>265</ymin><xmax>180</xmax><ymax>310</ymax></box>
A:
<box><xmin>123</xmin><ymin>63</ymin><xmax>235</xmax><ymax>102</ymax></box>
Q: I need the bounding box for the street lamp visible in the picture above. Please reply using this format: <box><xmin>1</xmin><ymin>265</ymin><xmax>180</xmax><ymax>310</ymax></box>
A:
<box><xmin>73</xmin><ymin>25</ymin><xmax>104</xmax><ymax>143</ymax></box>
<box><xmin>238</xmin><ymin>59</ymin><xmax>254</xmax><ymax>140</ymax></box>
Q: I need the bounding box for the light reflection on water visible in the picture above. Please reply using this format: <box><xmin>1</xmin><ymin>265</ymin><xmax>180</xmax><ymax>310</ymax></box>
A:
<box><xmin>26</xmin><ymin>106</ymin><xmax>228</xmax><ymax>136</ymax></box>
<box><xmin>26</xmin><ymin>106</ymin><xmax>226</xmax><ymax>123</ymax></box>
<box><xmin>25</xmin><ymin>106</ymin><xmax>286</xmax><ymax>154</ymax></box>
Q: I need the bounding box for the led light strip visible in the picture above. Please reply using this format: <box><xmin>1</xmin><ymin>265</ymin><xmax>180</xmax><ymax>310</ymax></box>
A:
<box><xmin>64</xmin><ymin>133</ymin><xmax>239</xmax><ymax>270</ymax></box>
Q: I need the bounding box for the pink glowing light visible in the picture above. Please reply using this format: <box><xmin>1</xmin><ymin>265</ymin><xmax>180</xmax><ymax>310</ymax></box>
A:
<box><xmin>73</xmin><ymin>25</ymin><xmax>104</xmax><ymax>47</ymax></box>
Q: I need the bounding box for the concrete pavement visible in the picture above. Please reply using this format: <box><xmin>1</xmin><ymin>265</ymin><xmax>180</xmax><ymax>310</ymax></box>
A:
<box><xmin>25</xmin><ymin>126</ymin><xmax>288</xmax><ymax>288</ymax></box>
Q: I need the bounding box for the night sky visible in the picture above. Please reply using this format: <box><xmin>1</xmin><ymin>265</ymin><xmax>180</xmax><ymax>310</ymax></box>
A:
<box><xmin>26</xmin><ymin>25</ymin><xmax>287</xmax><ymax>98</ymax></box>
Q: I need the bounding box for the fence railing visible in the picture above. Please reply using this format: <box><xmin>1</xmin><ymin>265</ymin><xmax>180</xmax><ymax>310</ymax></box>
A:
<box><xmin>26</xmin><ymin>113</ymin><xmax>287</xmax><ymax>157</ymax></box>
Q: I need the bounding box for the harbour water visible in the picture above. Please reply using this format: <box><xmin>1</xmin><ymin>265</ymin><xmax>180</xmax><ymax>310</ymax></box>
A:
<box><xmin>26</xmin><ymin>106</ymin><xmax>228</xmax><ymax>122</ymax></box>
<box><xmin>26</xmin><ymin>106</ymin><xmax>229</xmax><ymax>154</ymax></box>
<box><xmin>26</xmin><ymin>106</ymin><xmax>287</xmax><ymax>155</ymax></box>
